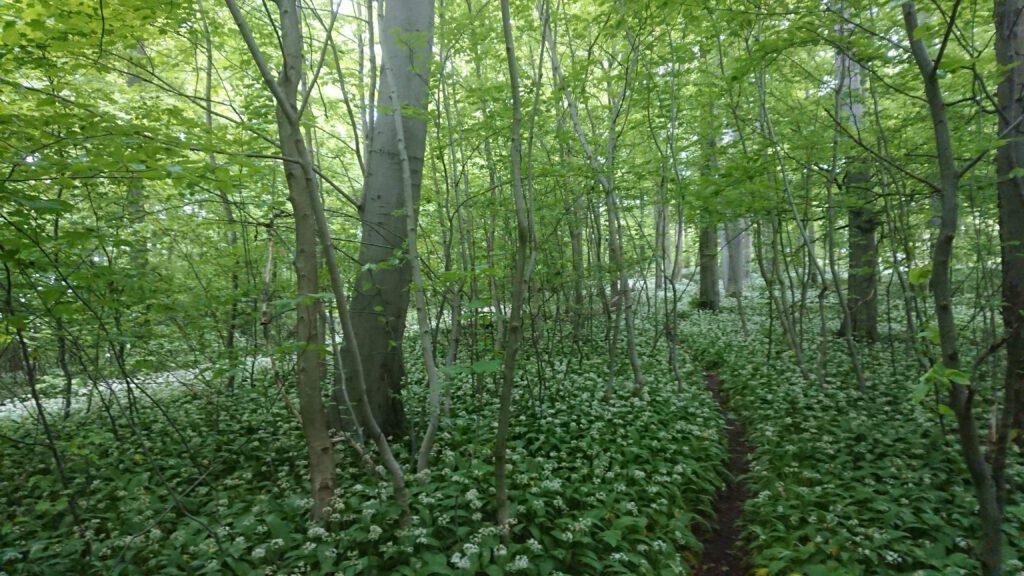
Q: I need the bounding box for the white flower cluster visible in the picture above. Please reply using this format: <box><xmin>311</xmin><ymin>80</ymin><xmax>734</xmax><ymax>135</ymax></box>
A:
<box><xmin>508</xmin><ymin>554</ymin><xmax>529</xmax><ymax>572</ymax></box>
<box><xmin>367</xmin><ymin>525</ymin><xmax>383</xmax><ymax>541</ymax></box>
<box><xmin>449</xmin><ymin>551</ymin><xmax>472</xmax><ymax>570</ymax></box>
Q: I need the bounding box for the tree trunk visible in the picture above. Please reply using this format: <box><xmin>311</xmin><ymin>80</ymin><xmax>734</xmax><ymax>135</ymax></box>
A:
<box><xmin>226</xmin><ymin>0</ymin><xmax>337</xmax><ymax>523</ymax></box>
<box><xmin>655</xmin><ymin>200</ymin><xmax>666</xmax><ymax>291</ymax></box>
<box><xmin>994</xmin><ymin>0</ymin><xmax>1024</xmax><ymax>500</ymax></box>
<box><xmin>495</xmin><ymin>0</ymin><xmax>533</xmax><ymax>528</ymax></box>
<box><xmin>844</xmin><ymin>167</ymin><xmax>880</xmax><ymax>342</ymax></box>
<box><xmin>834</xmin><ymin>7</ymin><xmax>879</xmax><ymax>343</ymax></box>
<box><xmin>671</xmin><ymin>204</ymin><xmax>686</xmax><ymax>282</ymax></box>
<box><xmin>344</xmin><ymin>0</ymin><xmax>434</xmax><ymax>438</ymax></box>
<box><xmin>720</xmin><ymin>226</ymin><xmax>730</xmax><ymax>293</ymax></box>
<box><xmin>570</xmin><ymin>193</ymin><xmax>586</xmax><ymax>340</ymax></box>
<box><xmin>698</xmin><ymin>223</ymin><xmax>720</xmax><ymax>311</ymax></box>
<box><xmin>724</xmin><ymin>220</ymin><xmax>748</xmax><ymax>297</ymax></box>
<box><xmin>905</xmin><ymin>5</ymin><xmax>1003</xmax><ymax>574</ymax></box>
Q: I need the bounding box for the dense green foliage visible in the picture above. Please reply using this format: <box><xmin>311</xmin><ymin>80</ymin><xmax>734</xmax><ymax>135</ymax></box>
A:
<box><xmin>1</xmin><ymin>319</ymin><xmax>725</xmax><ymax>575</ymax></box>
<box><xmin>2</xmin><ymin>0</ymin><xmax>1023</xmax><ymax>573</ymax></box>
<box><xmin>681</xmin><ymin>302</ymin><xmax>1024</xmax><ymax>576</ymax></box>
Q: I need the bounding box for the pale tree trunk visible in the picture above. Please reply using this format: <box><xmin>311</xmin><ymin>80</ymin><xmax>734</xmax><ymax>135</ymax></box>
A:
<box><xmin>844</xmin><ymin>166</ymin><xmax>879</xmax><ymax>342</ymax></box>
<box><xmin>495</xmin><ymin>0</ymin><xmax>533</xmax><ymax>528</ymax></box>
<box><xmin>344</xmin><ymin>0</ymin><xmax>435</xmax><ymax>438</ymax></box>
<box><xmin>391</xmin><ymin>50</ymin><xmax>443</xmax><ymax>473</ymax></box>
<box><xmin>698</xmin><ymin>95</ymin><xmax>720</xmax><ymax>312</ymax></box>
<box><xmin>663</xmin><ymin>32</ymin><xmax>687</xmax><ymax>287</ymax></box>
<box><xmin>225</xmin><ymin>0</ymin><xmax>337</xmax><ymax>522</ymax></box>
<box><xmin>724</xmin><ymin>220</ymin><xmax>749</xmax><ymax>297</ymax></box>
<box><xmin>654</xmin><ymin>201</ymin><xmax>666</xmax><ymax>291</ymax></box>
<box><xmin>905</xmin><ymin>5</ymin><xmax>1002</xmax><ymax>574</ymax></box>
<box><xmin>835</xmin><ymin>7</ymin><xmax>879</xmax><ymax>342</ymax></box>
<box><xmin>806</xmin><ymin>221</ymin><xmax>818</xmax><ymax>285</ymax></box>
<box><xmin>541</xmin><ymin>0</ymin><xmax>642</xmax><ymax>392</ymax></box>
<box><xmin>570</xmin><ymin>192</ymin><xmax>586</xmax><ymax>340</ymax></box>
<box><xmin>719</xmin><ymin>227</ymin><xmax>730</xmax><ymax>293</ymax></box>
<box><xmin>671</xmin><ymin>205</ymin><xmax>686</xmax><ymax>282</ymax></box>
<box><xmin>698</xmin><ymin>223</ymin><xmax>720</xmax><ymax>311</ymax></box>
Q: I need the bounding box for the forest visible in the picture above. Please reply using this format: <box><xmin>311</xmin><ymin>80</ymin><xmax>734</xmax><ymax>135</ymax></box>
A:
<box><xmin>1</xmin><ymin>0</ymin><xmax>1023</xmax><ymax>574</ymax></box>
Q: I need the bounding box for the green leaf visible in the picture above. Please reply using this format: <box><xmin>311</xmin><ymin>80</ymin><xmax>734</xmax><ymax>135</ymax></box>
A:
<box><xmin>599</xmin><ymin>529</ymin><xmax>622</xmax><ymax>546</ymax></box>
<box><xmin>466</xmin><ymin>299</ymin><xmax>490</xmax><ymax>310</ymax></box>
<box><xmin>912</xmin><ymin>374</ymin><xmax>932</xmax><ymax>404</ymax></box>
<box><xmin>943</xmin><ymin>367</ymin><xmax>970</xmax><ymax>387</ymax></box>
<box><xmin>908</xmin><ymin>265</ymin><xmax>931</xmax><ymax>286</ymax></box>
<box><xmin>470</xmin><ymin>358</ymin><xmax>502</xmax><ymax>374</ymax></box>
<box><xmin>264</xmin><ymin>514</ymin><xmax>290</xmax><ymax>539</ymax></box>
<box><xmin>2</xmin><ymin>24</ymin><xmax>20</xmax><ymax>46</ymax></box>
<box><xmin>440</xmin><ymin>364</ymin><xmax>469</xmax><ymax>376</ymax></box>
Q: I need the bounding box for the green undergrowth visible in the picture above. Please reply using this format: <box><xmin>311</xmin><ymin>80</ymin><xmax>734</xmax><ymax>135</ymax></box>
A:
<box><xmin>678</xmin><ymin>305</ymin><xmax>1024</xmax><ymax>576</ymax></box>
<box><xmin>1</xmin><ymin>318</ymin><xmax>725</xmax><ymax>575</ymax></box>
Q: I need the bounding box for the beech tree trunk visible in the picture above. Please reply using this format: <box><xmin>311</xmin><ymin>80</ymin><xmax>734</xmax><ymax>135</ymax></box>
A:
<box><xmin>541</xmin><ymin>1</ymin><xmax>642</xmax><ymax>391</ymax></box>
<box><xmin>844</xmin><ymin>167</ymin><xmax>879</xmax><ymax>342</ymax></box>
<box><xmin>723</xmin><ymin>220</ymin><xmax>748</xmax><ymax>298</ymax></box>
<box><xmin>655</xmin><ymin>201</ymin><xmax>667</xmax><ymax>291</ymax></box>
<box><xmin>698</xmin><ymin>223</ymin><xmax>720</xmax><ymax>311</ymax></box>
<box><xmin>671</xmin><ymin>205</ymin><xmax>686</xmax><ymax>282</ymax></box>
<box><xmin>344</xmin><ymin>0</ymin><xmax>434</xmax><ymax>438</ymax></box>
<box><xmin>226</xmin><ymin>0</ymin><xmax>336</xmax><ymax>522</ymax></box>
<box><xmin>835</xmin><ymin>10</ymin><xmax>879</xmax><ymax>343</ymax></box>
<box><xmin>495</xmin><ymin>0</ymin><xmax>532</xmax><ymax>528</ymax></box>
<box><xmin>720</xmin><ymin>227</ymin><xmax>730</xmax><ymax>292</ymax></box>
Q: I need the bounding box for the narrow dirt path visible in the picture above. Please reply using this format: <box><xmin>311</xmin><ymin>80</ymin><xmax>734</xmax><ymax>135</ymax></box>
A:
<box><xmin>694</xmin><ymin>372</ymin><xmax>752</xmax><ymax>576</ymax></box>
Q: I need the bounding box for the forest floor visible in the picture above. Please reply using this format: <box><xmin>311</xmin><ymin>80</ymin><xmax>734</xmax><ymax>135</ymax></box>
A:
<box><xmin>695</xmin><ymin>371</ymin><xmax>752</xmax><ymax>576</ymax></box>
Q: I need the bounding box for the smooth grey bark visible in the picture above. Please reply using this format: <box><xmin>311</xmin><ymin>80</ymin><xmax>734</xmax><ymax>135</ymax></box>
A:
<box><xmin>671</xmin><ymin>205</ymin><xmax>686</xmax><ymax>282</ymax></box>
<box><xmin>303</xmin><ymin>4</ymin><xmax>416</xmax><ymax>519</ymax></box>
<box><xmin>569</xmin><ymin>192</ymin><xmax>586</xmax><ymax>340</ymax></box>
<box><xmin>698</xmin><ymin>223</ymin><xmax>720</xmax><ymax>312</ymax></box>
<box><xmin>344</xmin><ymin>0</ymin><xmax>434</xmax><ymax>438</ymax></box>
<box><xmin>495</xmin><ymin>0</ymin><xmax>533</xmax><ymax>529</ymax></box>
<box><xmin>388</xmin><ymin>51</ymin><xmax>442</xmax><ymax>473</ymax></box>
<box><xmin>720</xmin><ymin>227</ymin><xmax>730</xmax><ymax>292</ymax></box>
<box><xmin>834</xmin><ymin>10</ymin><xmax>879</xmax><ymax>342</ymax></box>
<box><xmin>843</xmin><ymin>168</ymin><xmax>879</xmax><ymax>342</ymax></box>
<box><xmin>805</xmin><ymin>221</ymin><xmax>818</xmax><ymax>285</ymax></box>
<box><xmin>541</xmin><ymin>1</ymin><xmax>643</xmax><ymax>392</ymax></box>
<box><xmin>655</xmin><ymin>201</ymin><xmax>667</xmax><ymax>291</ymax></box>
<box><xmin>904</xmin><ymin>4</ymin><xmax>1003</xmax><ymax>574</ymax></box>
<box><xmin>723</xmin><ymin>220</ymin><xmax>749</xmax><ymax>298</ymax></box>
<box><xmin>226</xmin><ymin>0</ymin><xmax>338</xmax><ymax>522</ymax></box>
<box><xmin>698</xmin><ymin>95</ymin><xmax>720</xmax><ymax>312</ymax></box>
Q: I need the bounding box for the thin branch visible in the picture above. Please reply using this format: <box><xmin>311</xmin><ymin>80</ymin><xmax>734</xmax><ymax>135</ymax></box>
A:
<box><xmin>224</xmin><ymin>0</ymin><xmax>298</xmax><ymax>124</ymax></box>
<box><xmin>931</xmin><ymin>0</ymin><xmax>963</xmax><ymax>78</ymax></box>
<box><xmin>824</xmin><ymin>106</ymin><xmax>942</xmax><ymax>193</ymax></box>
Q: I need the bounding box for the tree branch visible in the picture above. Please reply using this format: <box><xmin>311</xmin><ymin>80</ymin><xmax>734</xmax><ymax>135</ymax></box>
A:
<box><xmin>224</xmin><ymin>0</ymin><xmax>298</xmax><ymax>124</ymax></box>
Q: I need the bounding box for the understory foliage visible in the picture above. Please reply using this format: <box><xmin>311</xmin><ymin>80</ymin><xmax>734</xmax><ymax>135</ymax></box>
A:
<box><xmin>2</xmin><ymin>0</ymin><xmax>1023</xmax><ymax>573</ymax></box>
<box><xmin>0</xmin><ymin>318</ymin><xmax>725</xmax><ymax>575</ymax></box>
<box><xmin>680</xmin><ymin>302</ymin><xmax>1024</xmax><ymax>576</ymax></box>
